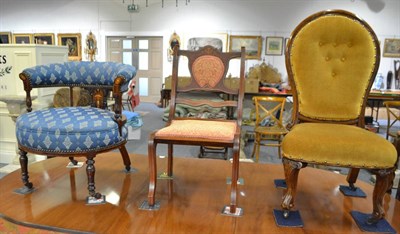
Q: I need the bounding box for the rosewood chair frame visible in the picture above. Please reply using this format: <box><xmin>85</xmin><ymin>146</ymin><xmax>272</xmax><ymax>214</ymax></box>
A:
<box><xmin>146</xmin><ymin>45</ymin><xmax>246</xmax><ymax>215</ymax></box>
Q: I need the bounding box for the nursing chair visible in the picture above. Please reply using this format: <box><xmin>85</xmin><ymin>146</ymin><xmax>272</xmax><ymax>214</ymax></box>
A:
<box><xmin>145</xmin><ymin>45</ymin><xmax>245</xmax><ymax>215</ymax></box>
<box><xmin>277</xmin><ymin>10</ymin><xmax>397</xmax><ymax>229</ymax></box>
<box><xmin>15</xmin><ymin>61</ymin><xmax>136</xmax><ymax>204</ymax></box>
<box><xmin>250</xmin><ymin>96</ymin><xmax>288</xmax><ymax>162</ymax></box>
<box><xmin>383</xmin><ymin>100</ymin><xmax>400</xmax><ymax>140</ymax></box>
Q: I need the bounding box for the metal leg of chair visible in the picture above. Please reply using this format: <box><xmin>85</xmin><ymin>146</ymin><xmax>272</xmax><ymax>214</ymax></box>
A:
<box><xmin>367</xmin><ymin>168</ymin><xmax>395</xmax><ymax>224</ymax></box>
<box><xmin>119</xmin><ymin>145</ymin><xmax>131</xmax><ymax>172</ymax></box>
<box><xmin>281</xmin><ymin>158</ymin><xmax>304</xmax><ymax>218</ymax></box>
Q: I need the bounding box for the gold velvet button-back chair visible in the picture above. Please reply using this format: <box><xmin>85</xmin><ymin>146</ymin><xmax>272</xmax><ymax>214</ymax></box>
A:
<box><xmin>144</xmin><ymin>45</ymin><xmax>246</xmax><ymax>215</ymax></box>
<box><xmin>279</xmin><ymin>9</ymin><xmax>397</xmax><ymax>226</ymax></box>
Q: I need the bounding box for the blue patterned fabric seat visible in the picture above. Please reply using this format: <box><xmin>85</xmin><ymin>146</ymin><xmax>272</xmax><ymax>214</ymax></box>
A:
<box><xmin>16</xmin><ymin>107</ymin><xmax>128</xmax><ymax>153</ymax></box>
<box><xmin>15</xmin><ymin>61</ymin><xmax>136</xmax><ymax>204</ymax></box>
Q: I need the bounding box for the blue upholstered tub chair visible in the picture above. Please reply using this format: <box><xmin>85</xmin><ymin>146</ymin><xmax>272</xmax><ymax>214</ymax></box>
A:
<box><xmin>15</xmin><ymin>61</ymin><xmax>136</xmax><ymax>204</ymax></box>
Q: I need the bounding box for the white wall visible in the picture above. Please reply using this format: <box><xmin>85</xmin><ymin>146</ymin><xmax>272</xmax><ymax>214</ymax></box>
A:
<box><xmin>1</xmin><ymin>0</ymin><xmax>399</xmax><ymax>87</ymax></box>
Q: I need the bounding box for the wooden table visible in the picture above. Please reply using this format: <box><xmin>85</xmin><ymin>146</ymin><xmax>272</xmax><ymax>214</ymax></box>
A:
<box><xmin>0</xmin><ymin>153</ymin><xmax>399</xmax><ymax>233</ymax></box>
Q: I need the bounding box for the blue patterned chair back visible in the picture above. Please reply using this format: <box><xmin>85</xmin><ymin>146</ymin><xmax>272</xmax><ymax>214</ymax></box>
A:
<box><xmin>14</xmin><ymin>61</ymin><xmax>137</xmax><ymax>200</ymax></box>
<box><xmin>21</xmin><ymin>61</ymin><xmax>136</xmax><ymax>92</ymax></box>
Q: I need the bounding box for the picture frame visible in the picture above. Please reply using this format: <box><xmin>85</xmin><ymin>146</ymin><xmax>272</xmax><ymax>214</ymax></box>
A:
<box><xmin>265</xmin><ymin>37</ymin><xmax>284</xmax><ymax>55</ymax></box>
<box><xmin>0</xmin><ymin>32</ymin><xmax>12</xmax><ymax>44</ymax></box>
<box><xmin>383</xmin><ymin>38</ymin><xmax>400</xmax><ymax>58</ymax></box>
<box><xmin>229</xmin><ymin>35</ymin><xmax>262</xmax><ymax>59</ymax></box>
<box><xmin>33</xmin><ymin>33</ymin><xmax>55</xmax><ymax>45</ymax></box>
<box><xmin>185</xmin><ymin>33</ymin><xmax>228</xmax><ymax>52</ymax></box>
<box><xmin>12</xmin><ymin>33</ymin><xmax>33</xmax><ymax>44</ymax></box>
<box><xmin>58</xmin><ymin>33</ymin><xmax>82</xmax><ymax>61</ymax></box>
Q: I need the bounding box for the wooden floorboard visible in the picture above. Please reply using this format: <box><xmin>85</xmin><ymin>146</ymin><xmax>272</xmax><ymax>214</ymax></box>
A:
<box><xmin>0</xmin><ymin>153</ymin><xmax>399</xmax><ymax>233</ymax></box>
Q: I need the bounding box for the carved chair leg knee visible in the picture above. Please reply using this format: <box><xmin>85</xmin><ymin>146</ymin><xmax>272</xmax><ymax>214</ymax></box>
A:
<box><xmin>368</xmin><ymin>168</ymin><xmax>395</xmax><ymax>224</ymax></box>
<box><xmin>281</xmin><ymin>158</ymin><xmax>306</xmax><ymax>218</ymax></box>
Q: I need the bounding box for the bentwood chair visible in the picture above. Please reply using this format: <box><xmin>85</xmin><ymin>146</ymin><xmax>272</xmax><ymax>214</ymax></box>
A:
<box><xmin>250</xmin><ymin>96</ymin><xmax>288</xmax><ymax>162</ymax></box>
<box><xmin>383</xmin><ymin>100</ymin><xmax>400</xmax><ymax>140</ymax></box>
<box><xmin>278</xmin><ymin>10</ymin><xmax>397</xmax><ymax>227</ymax></box>
<box><xmin>145</xmin><ymin>45</ymin><xmax>246</xmax><ymax>215</ymax></box>
<box><xmin>15</xmin><ymin>61</ymin><xmax>136</xmax><ymax>204</ymax></box>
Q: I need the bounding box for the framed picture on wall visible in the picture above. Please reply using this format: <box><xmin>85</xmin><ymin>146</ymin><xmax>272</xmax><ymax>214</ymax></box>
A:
<box><xmin>12</xmin><ymin>34</ymin><xmax>33</xmax><ymax>44</ymax></box>
<box><xmin>58</xmin><ymin>33</ymin><xmax>82</xmax><ymax>61</ymax></box>
<box><xmin>0</xmin><ymin>32</ymin><xmax>12</xmax><ymax>44</ymax></box>
<box><xmin>185</xmin><ymin>33</ymin><xmax>228</xmax><ymax>52</ymax></box>
<box><xmin>265</xmin><ymin>37</ymin><xmax>284</xmax><ymax>55</ymax></box>
<box><xmin>34</xmin><ymin>33</ymin><xmax>55</xmax><ymax>45</ymax></box>
<box><xmin>229</xmin><ymin>35</ymin><xmax>262</xmax><ymax>59</ymax></box>
<box><xmin>383</xmin><ymin>38</ymin><xmax>400</xmax><ymax>57</ymax></box>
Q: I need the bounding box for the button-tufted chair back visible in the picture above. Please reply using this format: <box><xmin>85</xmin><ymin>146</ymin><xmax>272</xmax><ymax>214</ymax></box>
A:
<box><xmin>276</xmin><ymin>10</ymin><xmax>397</xmax><ymax>230</ymax></box>
<box><xmin>287</xmin><ymin>10</ymin><xmax>380</xmax><ymax>123</ymax></box>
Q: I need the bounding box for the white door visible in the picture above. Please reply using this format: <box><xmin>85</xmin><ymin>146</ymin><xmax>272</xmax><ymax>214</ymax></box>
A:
<box><xmin>107</xmin><ymin>36</ymin><xmax>163</xmax><ymax>103</ymax></box>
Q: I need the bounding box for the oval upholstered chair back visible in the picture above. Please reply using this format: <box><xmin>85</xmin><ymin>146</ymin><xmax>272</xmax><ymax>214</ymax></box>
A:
<box><xmin>286</xmin><ymin>10</ymin><xmax>380</xmax><ymax>124</ymax></box>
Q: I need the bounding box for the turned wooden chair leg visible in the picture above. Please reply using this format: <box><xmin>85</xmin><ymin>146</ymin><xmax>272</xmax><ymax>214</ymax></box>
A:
<box><xmin>281</xmin><ymin>158</ymin><xmax>305</xmax><ymax>218</ymax></box>
<box><xmin>19</xmin><ymin>149</ymin><xmax>33</xmax><ymax>190</ymax></box>
<box><xmin>368</xmin><ymin>169</ymin><xmax>395</xmax><ymax>224</ymax></box>
<box><xmin>86</xmin><ymin>156</ymin><xmax>101</xmax><ymax>199</ymax></box>
<box><xmin>147</xmin><ymin>138</ymin><xmax>157</xmax><ymax>206</ymax></box>
<box><xmin>119</xmin><ymin>145</ymin><xmax>131</xmax><ymax>171</ymax></box>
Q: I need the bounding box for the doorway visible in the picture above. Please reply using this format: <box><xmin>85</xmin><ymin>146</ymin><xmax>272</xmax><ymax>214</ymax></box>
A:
<box><xmin>107</xmin><ymin>36</ymin><xmax>163</xmax><ymax>103</ymax></box>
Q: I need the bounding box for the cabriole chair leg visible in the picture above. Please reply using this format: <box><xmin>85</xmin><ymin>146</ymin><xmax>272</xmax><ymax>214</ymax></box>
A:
<box><xmin>368</xmin><ymin>169</ymin><xmax>395</xmax><ymax>224</ymax></box>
